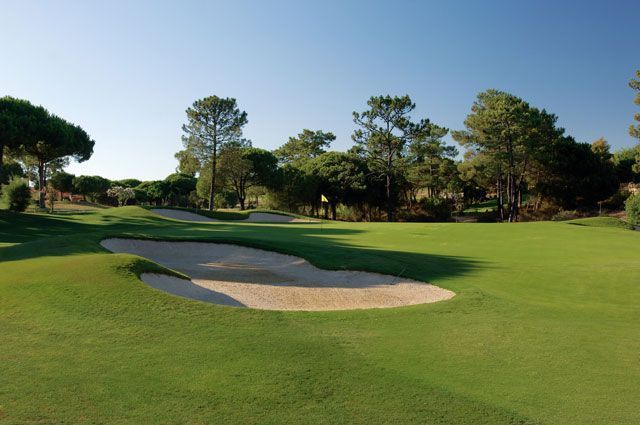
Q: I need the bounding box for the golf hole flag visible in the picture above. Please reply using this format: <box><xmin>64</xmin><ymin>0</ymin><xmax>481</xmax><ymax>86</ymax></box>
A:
<box><xmin>321</xmin><ymin>194</ymin><xmax>329</xmax><ymax>203</ymax></box>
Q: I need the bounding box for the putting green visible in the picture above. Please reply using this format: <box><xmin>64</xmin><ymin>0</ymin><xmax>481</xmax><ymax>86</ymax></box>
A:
<box><xmin>1</xmin><ymin>206</ymin><xmax>639</xmax><ymax>424</ymax></box>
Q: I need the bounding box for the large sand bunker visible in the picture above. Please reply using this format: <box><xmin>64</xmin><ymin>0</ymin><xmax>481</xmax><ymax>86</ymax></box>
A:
<box><xmin>100</xmin><ymin>238</ymin><xmax>454</xmax><ymax>311</ymax></box>
<box><xmin>150</xmin><ymin>209</ymin><xmax>311</xmax><ymax>223</ymax></box>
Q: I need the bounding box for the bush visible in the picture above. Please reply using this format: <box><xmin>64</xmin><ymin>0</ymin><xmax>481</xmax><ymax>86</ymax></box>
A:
<box><xmin>214</xmin><ymin>190</ymin><xmax>238</xmax><ymax>209</ymax></box>
<box><xmin>1</xmin><ymin>178</ymin><xmax>32</xmax><ymax>212</ymax></box>
<box><xmin>601</xmin><ymin>190</ymin><xmax>631</xmax><ymax>211</ymax></box>
<box><xmin>419</xmin><ymin>197</ymin><xmax>453</xmax><ymax>221</ymax></box>
<box><xmin>625</xmin><ymin>193</ymin><xmax>640</xmax><ymax>226</ymax></box>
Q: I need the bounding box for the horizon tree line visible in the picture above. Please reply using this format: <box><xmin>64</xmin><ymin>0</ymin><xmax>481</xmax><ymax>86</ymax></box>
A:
<box><xmin>2</xmin><ymin>69</ymin><xmax>640</xmax><ymax>221</ymax></box>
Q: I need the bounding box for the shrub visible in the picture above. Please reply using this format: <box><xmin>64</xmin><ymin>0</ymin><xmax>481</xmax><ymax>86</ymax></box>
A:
<box><xmin>625</xmin><ymin>193</ymin><xmax>640</xmax><ymax>226</ymax></box>
<box><xmin>419</xmin><ymin>197</ymin><xmax>453</xmax><ymax>221</ymax></box>
<box><xmin>107</xmin><ymin>186</ymin><xmax>135</xmax><ymax>207</ymax></box>
<box><xmin>214</xmin><ymin>190</ymin><xmax>238</xmax><ymax>209</ymax></box>
<box><xmin>1</xmin><ymin>178</ymin><xmax>32</xmax><ymax>212</ymax></box>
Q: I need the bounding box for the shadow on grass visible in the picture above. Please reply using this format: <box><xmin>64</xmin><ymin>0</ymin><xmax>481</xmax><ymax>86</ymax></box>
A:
<box><xmin>0</xmin><ymin>210</ymin><xmax>484</xmax><ymax>284</ymax></box>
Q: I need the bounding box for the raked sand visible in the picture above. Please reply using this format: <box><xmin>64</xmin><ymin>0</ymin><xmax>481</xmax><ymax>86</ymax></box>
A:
<box><xmin>150</xmin><ymin>208</ymin><xmax>312</xmax><ymax>223</ymax></box>
<box><xmin>100</xmin><ymin>238</ymin><xmax>455</xmax><ymax>311</ymax></box>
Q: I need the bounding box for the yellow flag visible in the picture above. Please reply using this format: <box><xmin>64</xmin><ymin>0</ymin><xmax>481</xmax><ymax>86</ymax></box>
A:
<box><xmin>321</xmin><ymin>194</ymin><xmax>328</xmax><ymax>203</ymax></box>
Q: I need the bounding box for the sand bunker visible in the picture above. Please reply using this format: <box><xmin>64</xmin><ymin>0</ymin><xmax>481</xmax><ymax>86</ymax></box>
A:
<box><xmin>150</xmin><ymin>209</ymin><xmax>311</xmax><ymax>223</ymax></box>
<box><xmin>100</xmin><ymin>238</ymin><xmax>454</xmax><ymax>311</ymax></box>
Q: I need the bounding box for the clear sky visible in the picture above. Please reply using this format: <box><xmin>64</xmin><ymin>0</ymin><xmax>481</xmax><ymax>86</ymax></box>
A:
<box><xmin>2</xmin><ymin>0</ymin><xmax>638</xmax><ymax>180</ymax></box>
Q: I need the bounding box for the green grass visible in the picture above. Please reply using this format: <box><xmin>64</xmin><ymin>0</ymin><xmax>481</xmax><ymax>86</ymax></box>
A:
<box><xmin>1</xmin><ymin>207</ymin><xmax>639</xmax><ymax>424</ymax></box>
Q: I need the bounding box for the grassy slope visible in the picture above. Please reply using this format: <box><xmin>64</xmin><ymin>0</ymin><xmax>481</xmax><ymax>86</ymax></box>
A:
<box><xmin>1</xmin><ymin>207</ymin><xmax>639</xmax><ymax>424</ymax></box>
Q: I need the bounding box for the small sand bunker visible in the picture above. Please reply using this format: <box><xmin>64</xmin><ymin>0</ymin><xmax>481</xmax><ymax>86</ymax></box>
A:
<box><xmin>100</xmin><ymin>238</ymin><xmax>454</xmax><ymax>311</ymax></box>
<box><xmin>150</xmin><ymin>209</ymin><xmax>310</xmax><ymax>223</ymax></box>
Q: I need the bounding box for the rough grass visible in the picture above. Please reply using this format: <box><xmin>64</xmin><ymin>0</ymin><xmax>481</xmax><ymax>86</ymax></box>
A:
<box><xmin>1</xmin><ymin>207</ymin><xmax>639</xmax><ymax>424</ymax></box>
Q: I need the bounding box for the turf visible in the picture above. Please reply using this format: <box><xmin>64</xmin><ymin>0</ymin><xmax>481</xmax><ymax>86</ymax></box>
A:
<box><xmin>1</xmin><ymin>207</ymin><xmax>639</xmax><ymax>424</ymax></box>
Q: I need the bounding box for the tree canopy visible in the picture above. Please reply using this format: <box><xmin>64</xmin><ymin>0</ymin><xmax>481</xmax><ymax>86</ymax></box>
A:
<box><xmin>274</xmin><ymin>129</ymin><xmax>335</xmax><ymax>166</ymax></box>
<box><xmin>180</xmin><ymin>96</ymin><xmax>248</xmax><ymax>210</ymax></box>
<box><xmin>352</xmin><ymin>95</ymin><xmax>435</xmax><ymax>221</ymax></box>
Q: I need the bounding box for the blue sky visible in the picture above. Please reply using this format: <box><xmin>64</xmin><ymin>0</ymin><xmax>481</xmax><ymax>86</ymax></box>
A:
<box><xmin>2</xmin><ymin>0</ymin><xmax>638</xmax><ymax>180</ymax></box>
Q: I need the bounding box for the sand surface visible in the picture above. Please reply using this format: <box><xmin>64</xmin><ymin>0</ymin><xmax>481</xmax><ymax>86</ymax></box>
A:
<box><xmin>101</xmin><ymin>238</ymin><xmax>455</xmax><ymax>311</ymax></box>
<box><xmin>150</xmin><ymin>209</ymin><xmax>311</xmax><ymax>223</ymax></box>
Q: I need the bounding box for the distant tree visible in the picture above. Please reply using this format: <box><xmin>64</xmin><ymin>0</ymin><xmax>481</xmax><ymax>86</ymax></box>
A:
<box><xmin>19</xmin><ymin>112</ymin><xmax>95</xmax><ymax>208</ymax></box>
<box><xmin>72</xmin><ymin>175</ymin><xmax>110</xmax><ymax>202</ymax></box>
<box><xmin>306</xmin><ymin>151</ymin><xmax>367</xmax><ymax>220</ymax></box>
<box><xmin>405</xmin><ymin>123</ymin><xmax>455</xmax><ymax>203</ymax></box>
<box><xmin>136</xmin><ymin>180</ymin><xmax>169</xmax><ymax>205</ymax></box>
<box><xmin>267</xmin><ymin>164</ymin><xmax>319</xmax><ymax>214</ymax></box>
<box><xmin>352</xmin><ymin>95</ymin><xmax>433</xmax><ymax>221</ymax></box>
<box><xmin>274</xmin><ymin>129</ymin><xmax>335</xmax><ymax>166</ymax></box>
<box><xmin>114</xmin><ymin>178</ymin><xmax>142</xmax><ymax>188</ymax></box>
<box><xmin>612</xmin><ymin>146</ymin><xmax>640</xmax><ymax>183</ymax></box>
<box><xmin>0</xmin><ymin>97</ymin><xmax>36</xmax><ymax>185</ymax></box>
<box><xmin>453</xmin><ymin>90</ymin><xmax>562</xmax><ymax>221</ymax></box>
<box><xmin>50</xmin><ymin>171</ymin><xmax>75</xmax><ymax>197</ymax></box>
<box><xmin>629</xmin><ymin>70</ymin><xmax>640</xmax><ymax>173</ymax></box>
<box><xmin>180</xmin><ymin>96</ymin><xmax>248</xmax><ymax>210</ymax></box>
<box><xmin>629</xmin><ymin>70</ymin><xmax>640</xmax><ymax>141</ymax></box>
<box><xmin>174</xmin><ymin>149</ymin><xmax>201</xmax><ymax>176</ymax></box>
<box><xmin>0</xmin><ymin>159</ymin><xmax>24</xmax><ymax>185</ymax></box>
<box><xmin>1</xmin><ymin>178</ymin><xmax>31</xmax><ymax>212</ymax></box>
<box><xmin>625</xmin><ymin>193</ymin><xmax>640</xmax><ymax>225</ymax></box>
<box><xmin>107</xmin><ymin>186</ymin><xmax>135</xmax><ymax>207</ymax></box>
<box><xmin>219</xmin><ymin>146</ymin><xmax>278</xmax><ymax>210</ymax></box>
<box><xmin>164</xmin><ymin>173</ymin><xmax>197</xmax><ymax>207</ymax></box>
<box><xmin>591</xmin><ymin>138</ymin><xmax>612</xmax><ymax>161</ymax></box>
<box><xmin>536</xmin><ymin>137</ymin><xmax>618</xmax><ymax>209</ymax></box>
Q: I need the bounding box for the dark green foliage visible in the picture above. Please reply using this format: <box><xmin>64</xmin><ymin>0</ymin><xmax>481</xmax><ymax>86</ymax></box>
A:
<box><xmin>136</xmin><ymin>180</ymin><xmax>169</xmax><ymax>205</ymax></box>
<box><xmin>0</xmin><ymin>160</ymin><xmax>24</xmax><ymax>185</ymax></box>
<box><xmin>164</xmin><ymin>173</ymin><xmax>197</xmax><ymax>207</ymax></box>
<box><xmin>1</xmin><ymin>178</ymin><xmax>31</xmax><ymax>212</ymax></box>
<box><xmin>274</xmin><ymin>129</ymin><xmax>335</xmax><ymax>165</ymax></box>
<box><xmin>625</xmin><ymin>193</ymin><xmax>640</xmax><ymax>225</ymax></box>
<box><xmin>219</xmin><ymin>146</ymin><xmax>278</xmax><ymax>210</ymax></box>
<box><xmin>353</xmin><ymin>95</ymin><xmax>435</xmax><ymax>221</ymax></box>
<box><xmin>453</xmin><ymin>90</ymin><xmax>563</xmax><ymax>222</ymax></box>
<box><xmin>114</xmin><ymin>178</ymin><xmax>142</xmax><ymax>188</ymax></box>
<box><xmin>214</xmin><ymin>189</ymin><xmax>238</xmax><ymax>209</ymax></box>
<box><xmin>418</xmin><ymin>197</ymin><xmax>453</xmax><ymax>221</ymax></box>
<box><xmin>50</xmin><ymin>171</ymin><xmax>75</xmax><ymax>193</ymax></box>
<box><xmin>181</xmin><ymin>96</ymin><xmax>248</xmax><ymax>210</ymax></box>
<box><xmin>613</xmin><ymin>146</ymin><xmax>640</xmax><ymax>183</ymax></box>
<box><xmin>306</xmin><ymin>152</ymin><xmax>367</xmax><ymax>219</ymax></box>
<box><xmin>72</xmin><ymin>175</ymin><xmax>111</xmax><ymax>202</ymax></box>
<box><xmin>536</xmin><ymin>138</ymin><xmax>619</xmax><ymax>209</ymax></box>
<box><xmin>267</xmin><ymin>164</ymin><xmax>319</xmax><ymax>213</ymax></box>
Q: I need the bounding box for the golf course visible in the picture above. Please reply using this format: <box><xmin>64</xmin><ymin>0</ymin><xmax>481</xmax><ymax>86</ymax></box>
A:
<box><xmin>3</xmin><ymin>2</ymin><xmax>640</xmax><ymax>423</ymax></box>
<box><xmin>1</xmin><ymin>206</ymin><xmax>639</xmax><ymax>424</ymax></box>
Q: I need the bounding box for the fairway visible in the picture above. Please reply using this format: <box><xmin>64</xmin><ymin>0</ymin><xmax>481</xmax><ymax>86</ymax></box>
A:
<box><xmin>1</xmin><ymin>207</ymin><xmax>639</xmax><ymax>424</ymax></box>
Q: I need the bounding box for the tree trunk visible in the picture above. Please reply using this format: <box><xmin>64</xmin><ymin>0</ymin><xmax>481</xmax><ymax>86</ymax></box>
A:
<box><xmin>208</xmin><ymin>132</ymin><xmax>218</xmax><ymax>211</ymax></box>
<box><xmin>507</xmin><ymin>173</ymin><xmax>516</xmax><ymax>222</ymax></box>
<box><xmin>38</xmin><ymin>160</ymin><xmax>46</xmax><ymax>209</ymax></box>
<box><xmin>497</xmin><ymin>176</ymin><xmax>504</xmax><ymax>222</ymax></box>
<box><xmin>386</xmin><ymin>173</ymin><xmax>393</xmax><ymax>222</ymax></box>
<box><xmin>0</xmin><ymin>144</ymin><xmax>4</xmax><ymax>185</ymax></box>
<box><xmin>331</xmin><ymin>201</ymin><xmax>336</xmax><ymax>221</ymax></box>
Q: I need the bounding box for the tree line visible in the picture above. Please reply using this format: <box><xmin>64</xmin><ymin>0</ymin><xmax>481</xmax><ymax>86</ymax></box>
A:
<box><xmin>170</xmin><ymin>79</ymin><xmax>640</xmax><ymax>222</ymax></box>
<box><xmin>2</xmin><ymin>69</ymin><xmax>639</xmax><ymax>222</ymax></box>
